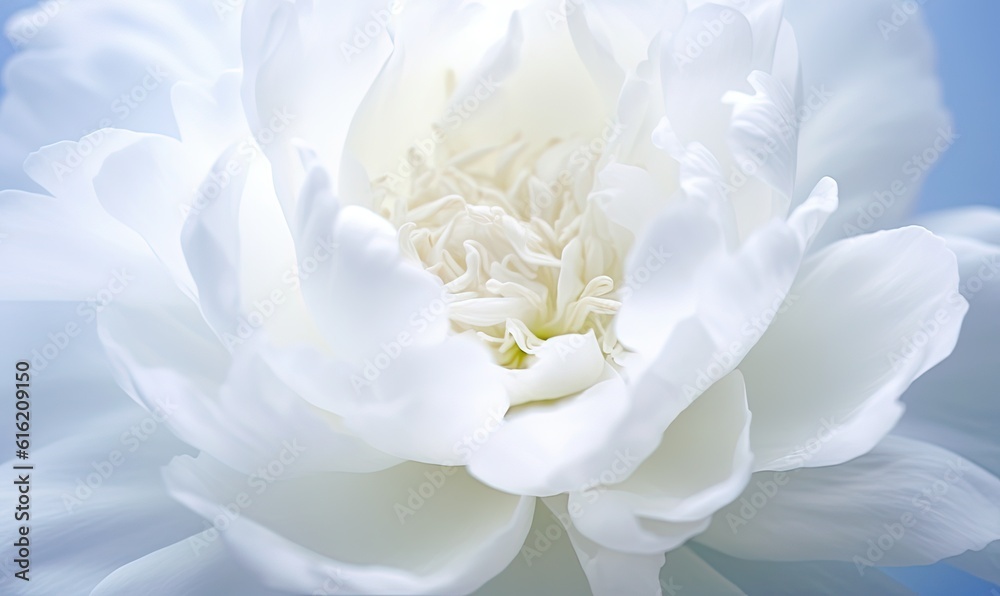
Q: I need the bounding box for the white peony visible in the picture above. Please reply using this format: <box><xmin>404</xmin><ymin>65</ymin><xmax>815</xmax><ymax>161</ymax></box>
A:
<box><xmin>2</xmin><ymin>0</ymin><xmax>999</xmax><ymax>594</ymax></box>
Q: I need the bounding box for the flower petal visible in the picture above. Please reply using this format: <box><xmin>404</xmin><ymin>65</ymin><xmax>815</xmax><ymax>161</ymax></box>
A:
<box><xmin>97</xmin><ymin>274</ymin><xmax>398</xmax><ymax>476</ymax></box>
<box><xmin>661</xmin><ymin>3</ymin><xmax>753</xmax><ymax>162</ymax></box>
<box><xmin>467</xmin><ymin>367</ymin><xmax>631</xmax><ymax>496</ymax></box>
<box><xmin>339</xmin><ymin>336</ymin><xmax>510</xmax><ymax>467</ymax></box>
<box><xmin>291</xmin><ymin>157</ymin><xmax>448</xmax><ymax>360</ymax></box>
<box><xmin>476</xmin><ymin>500</ymin><xmax>592</xmax><ymax>596</ymax></box>
<box><xmin>894</xmin><ymin>210</ymin><xmax>1000</xmax><ymax>477</ymax></box>
<box><xmin>91</xmin><ymin>530</ymin><xmax>282</xmax><ymax>596</ymax></box>
<box><xmin>739</xmin><ymin>226</ymin><xmax>967</xmax><ymax>471</ymax></box>
<box><xmin>89</xmin><ymin>131</ymin><xmax>206</xmax><ymax>298</ymax></box>
<box><xmin>544</xmin><ymin>496</ymin><xmax>666</xmax><ymax>596</ymax></box>
<box><xmin>239</xmin><ymin>0</ymin><xmax>395</xmax><ymax>212</ymax></box>
<box><xmin>568</xmin><ymin>371</ymin><xmax>752</xmax><ymax>554</ymax></box>
<box><xmin>616</xmin><ymin>173</ymin><xmax>836</xmax><ymax>364</ymax></box>
<box><xmin>0</xmin><ymin>190</ymin><xmax>149</xmax><ymax>301</ymax></box>
<box><xmin>503</xmin><ymin>331</ymin><xmax>607</xmax><ymax>407</ymax></box>
<box><xmin>696</xmin><ymin>436</ymin><xmax>1000</xmax><ymax>567</ymax></box>
<box><xmin>0</xmin><ymin>0</ymin><xmax>240</xmax><ymax>190</ymax></box>
<box><xmin>477</xmin><ymin>177</ymin><xmax>833</xmax><ymax>498</ymax></box>
<box><xmin>0</xmin><ymin>402</ymin><xmax>202</xmax><ymax>594</ymax></box>
<box><xmin>164</xmin><ymin>454</ymin><xmax>534</xmax><ymax>595</ymax></box>
<box><xmin>784</xmin><ymin>0</ymin><xmax>951</xmax><ymax>246</ymax></box>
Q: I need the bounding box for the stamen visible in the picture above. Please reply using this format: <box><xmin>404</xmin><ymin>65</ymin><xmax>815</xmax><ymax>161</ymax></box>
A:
<box><xmin>378</xmin><ymin>135</ymin><xmax>630</xmax><ymax>371</ymax></box>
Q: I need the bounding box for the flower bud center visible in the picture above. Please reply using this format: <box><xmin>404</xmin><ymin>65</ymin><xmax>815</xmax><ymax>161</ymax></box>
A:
<box><xmin>374</xmin><ymin>136</ymin><xmax>628</xmax><ymax>368</ymax></box>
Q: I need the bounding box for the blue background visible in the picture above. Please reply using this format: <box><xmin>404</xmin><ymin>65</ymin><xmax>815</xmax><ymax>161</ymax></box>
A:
<box><xmin>0</xmin><ymin>1</ymin><xmax>997</xmax><ymax>594</ymax></box>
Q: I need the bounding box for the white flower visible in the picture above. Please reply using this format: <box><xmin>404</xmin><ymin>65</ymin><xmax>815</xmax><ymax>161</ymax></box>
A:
<box><xmin>2</xmin><ymin>0</ymin><xmax>999</xmax><ymax>594</ymax></box>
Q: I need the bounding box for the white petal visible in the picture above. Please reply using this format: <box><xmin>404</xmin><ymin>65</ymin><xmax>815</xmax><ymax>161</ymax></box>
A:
<box><xmin>0</xmin><ymin>301</ymin><xmax>130</xmax><ymax>449</ymax></box>
<box><xmin>616</xmin><ymin>176</ymin><xmax>836</xmax><ymax>364</ymax></box>
<box><xmin>0</xmin><ymin>190</ymin><xmax>150</xmax><ymax>301</ymax></box>
<box><xmin>894</xmin><ymin>228</ymin><xmax>1000</xmax><ymax>477</ymax></box>
<box><xmin>902</xmin><ymin>210</ymin><xmax>1000</xmax><ymax>588</ymax></box>
<box><xmin>0</xmin><ymin>404</ymin><xmax>201</xmax><ymax>594</ymax></box>
<box><xmin>569</xmin><ymin>371</ymin><xmax>752</xmax><ymax>554</ymax></box>
<box><xmin>0</xmin><ymin>0</ymin><xmax>240</xmax><ymax>190</ymax></box>
<box><xmin>740</xmin><ymin>226</ymin><xmax>967</xmax><ymax>471</ymax></box>
<box><xmin>594</xmin><ymin>162</ymin><xmax>672</xmax><ymax>240</ymax></box>
<box><xmin>91</xmin><ymin>530</ymin><xmax>281</xmax><ymax>596</ymax></box>
<box><xmin>89</xmin><ymin>131</ymin><xmax>206</xmax><ymax>298</ymax></box>
<box><xmin>723</xmin><ymin>70</ymin><xmax>799</xmax><ymax>204</ymax></box>
<box><xmin>164</xmin><ymin>454</ymin><xmax>534</xmax><ymax>595</ymax></box>
<box><xmin>97</xmin><ymin>275</ymin><xmax>397</xmax><ymax>476</ymax></box>
<box><xmin>0</xmin><ymin>307</ymin><xmax>200</xmax><ymax>595</ymax></box>
<box><xmin>340</xmin><ymin>336</ymin><xmax>510</xmax><ymax>467</ymax></box>
<box><xmin>696</xmin><ymin>436</ymin><xmax>1000</xmax><ymax>567</ymax></box>
<box><xmin>544</xmin><ymin>496</ymin><xmax>666</xmax><ymax>596</ymax></box>
<box><xmin>503</xmin><ymin>331</ymin><xmax>607</xmax><ymax>406</ymax></box>
<box><xmin>574</xmin><ymin>0</ymin><xmax>684</xmax><ymax>77</ymax></box>
<box><xmin>468</xmin><ymin>367</ymin><xmax>631</xmax><ymax>496</ymax></box>
<box><xmin>171</xmin><ymin>71</ymin><xmax>249</xmax><ymax>163</ymax></box>
<box><xmin>494</xmin><ymin>180</ymin><xmax>833</xmax><ymax>498</ymax></box>
<box><xmin>661</xmin><ymin>3</ymin><xmax>753</xmax><ymax>161</ymax></box>
<box><xmin>179</xmin><ymin>143</ymin><xmax>248</xmax><ymax>333</ymax></box>
<box><xmin>239</xmin><ymin>0</ymin><xmax>393</xmax><ymax>215</ymax></box>
<box><xmin>475</xmin><ymin>500</ymin><xmax>591</xmax><ymax>596</ymax></box>
<box><xmin>785</xmin><ymin>0</ymin><xmax>951</xmax><ymax>246</ymax></box>
<box><xmin>292</xmin><ymin>158</ymin><xmax>448</xmax><ymax>360</ymax></box>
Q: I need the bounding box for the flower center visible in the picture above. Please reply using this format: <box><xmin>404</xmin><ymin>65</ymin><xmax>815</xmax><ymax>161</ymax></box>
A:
<box><xmin>374</xmin><ymin>133</ymin><xmax>628</xmax><ymax>368</ymax></box>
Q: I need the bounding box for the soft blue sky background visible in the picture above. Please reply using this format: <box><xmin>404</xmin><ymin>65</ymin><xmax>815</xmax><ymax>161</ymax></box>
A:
<box><xmin>0</xmin><ymin>2</ymin><xmax>996</xmax><ymax>595</ymax></box>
